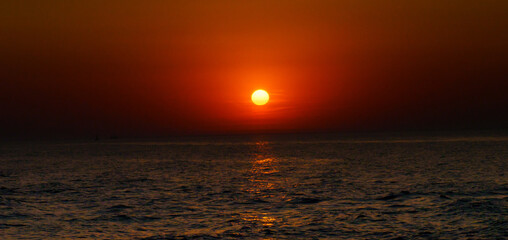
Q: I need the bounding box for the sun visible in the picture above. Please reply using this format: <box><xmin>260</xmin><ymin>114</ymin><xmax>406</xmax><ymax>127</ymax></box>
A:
<box><xmin>251</xmin><ymin>89</ymin><xmax>269</xmax><ymax>105</ymax></box>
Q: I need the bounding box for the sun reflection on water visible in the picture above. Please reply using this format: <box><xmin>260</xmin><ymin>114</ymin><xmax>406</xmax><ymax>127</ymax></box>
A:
<box><xmin>239</xmin><ymin>140</ymin><xmax>286</xmax><ymax>231</ymax></box>
<box><xmin>244</xmin><ymin>141</ymin><xmax>282</xmax><ymax>195</ymax></box>
<box><xmin>241</xmin><ymin>214</ymin><xmax>278</xmax><ymax>227</ymax></box>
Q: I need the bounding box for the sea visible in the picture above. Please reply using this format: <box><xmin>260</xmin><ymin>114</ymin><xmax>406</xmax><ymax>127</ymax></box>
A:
<box><xmin>1</xmin><ymin>133</ymin><xmax>507</xmax><ymax>239</ymax></box>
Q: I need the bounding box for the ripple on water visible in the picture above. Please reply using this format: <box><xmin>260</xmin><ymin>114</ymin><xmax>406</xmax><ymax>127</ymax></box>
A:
<box><xmin>0</xmin><ymin>138</ymin><xmax>507</xmax><ymax>239</ymax></box>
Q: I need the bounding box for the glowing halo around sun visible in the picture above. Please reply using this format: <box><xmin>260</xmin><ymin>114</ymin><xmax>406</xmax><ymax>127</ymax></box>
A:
<box><xmin>251</xmin><ymin>89</ymin><xmax>269</xmax><ymax>105</ymax></box>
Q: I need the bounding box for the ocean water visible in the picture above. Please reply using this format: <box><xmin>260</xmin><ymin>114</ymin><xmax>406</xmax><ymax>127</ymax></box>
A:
<box><xmin>1</xmin><ymin>134</ymin><xmax>507</xmax><ymax>239</ymax></box>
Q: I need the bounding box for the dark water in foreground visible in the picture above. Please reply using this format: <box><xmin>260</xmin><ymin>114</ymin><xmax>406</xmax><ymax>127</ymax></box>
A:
<box><xmin>1</xmin><ymin>134</ymin><xmax>507</xmax><ymax>239</ymax></box>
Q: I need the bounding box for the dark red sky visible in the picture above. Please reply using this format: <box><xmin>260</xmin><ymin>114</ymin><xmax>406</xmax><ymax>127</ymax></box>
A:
<box><xmin>1</xmin><ymin>1</ymin><xmax>508</xmax><ymax>138</ymax></box>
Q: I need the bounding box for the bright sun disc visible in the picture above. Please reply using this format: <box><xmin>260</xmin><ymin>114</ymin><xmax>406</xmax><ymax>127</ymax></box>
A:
<box><xmin>251</xmin><ymin>89</ymin><xmax>269</xmax><ymax>105</ymax></box>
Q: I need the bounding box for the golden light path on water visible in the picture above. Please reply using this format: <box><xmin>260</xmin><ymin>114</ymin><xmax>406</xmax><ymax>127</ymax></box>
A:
<box><xmin>241</xmin><ymin>141</ymin><xmax>282</xmax><ymax>230</ymax></box>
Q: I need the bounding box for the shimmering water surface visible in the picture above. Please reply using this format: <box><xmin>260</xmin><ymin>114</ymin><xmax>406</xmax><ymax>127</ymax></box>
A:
<box><xmin>1</xmin><ymin>134</ymin><xmax>507</xmax><ymax>239</ymax></box>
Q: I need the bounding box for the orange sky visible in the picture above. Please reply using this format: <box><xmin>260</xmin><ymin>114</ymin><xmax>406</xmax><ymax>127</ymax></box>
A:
<box><xmin>1</xmin><ymin>1</ymin><xmax>508</xmax><ymax>138</ymax></box>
